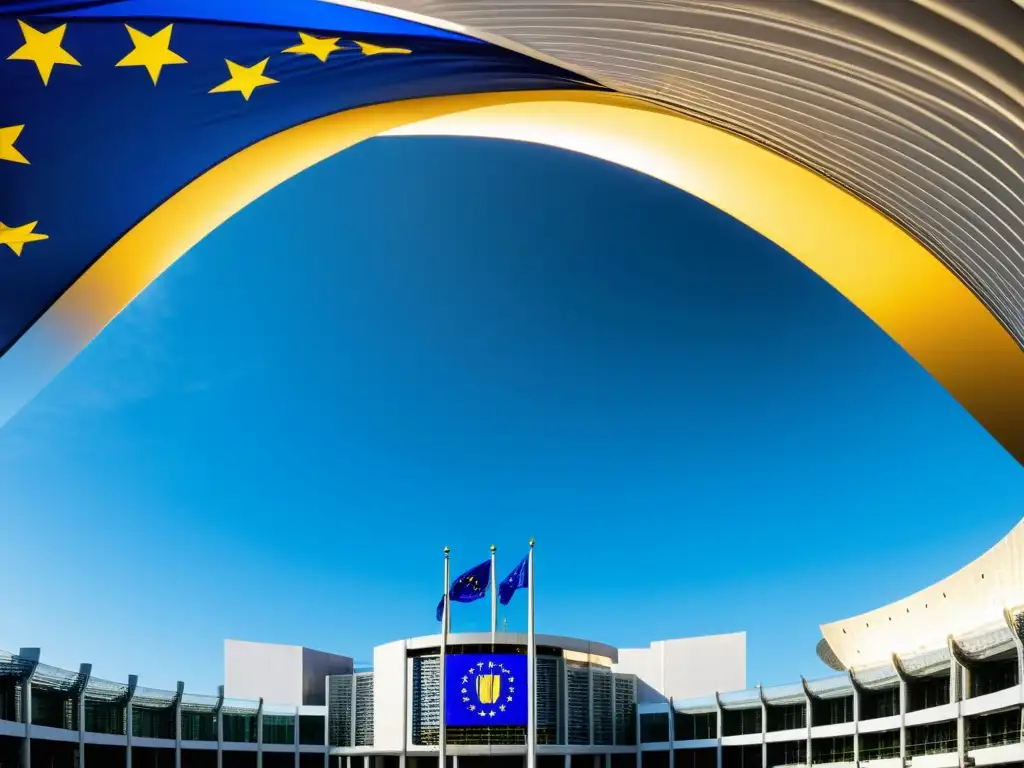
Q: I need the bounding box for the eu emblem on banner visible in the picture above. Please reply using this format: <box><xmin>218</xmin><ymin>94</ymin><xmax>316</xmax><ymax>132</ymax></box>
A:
<box><xmin>444</xmin><ymin>653</ymin><xmax>528</xmax><ymax>727</ymax></box>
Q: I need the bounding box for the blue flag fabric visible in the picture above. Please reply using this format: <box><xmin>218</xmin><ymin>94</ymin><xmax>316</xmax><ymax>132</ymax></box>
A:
<box><xmin>498</xmin><ymin>553</ymin><xmax>529</xmax><ymax>606</ymax></box>
<box><xmin>435</xmin><ymin>559</ymin><xmax>491</xmax><ymax>621</ymax></box>
<box><xmin>0</xmin><ymin>0</ymin><xmax>600</xmax><ymax>364</ymax></box>
<box><xmin>445</xmin><ymin>653</ymin><xmax>527</xmax><ymax>726</ymax></box>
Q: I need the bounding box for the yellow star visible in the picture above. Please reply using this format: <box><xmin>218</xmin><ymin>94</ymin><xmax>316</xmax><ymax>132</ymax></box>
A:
<box><xmin>353</xmin><ymin>40</ymin><xmax>411</xmax><ymax>56</ymax></box>
<box><xmin>209</xmin><ymin>58</ymin><xmax>277</xmax><ymax>101</ymax></box>
<box><xmin>283</xmin><ymin>32</ymin><xmax>343</xmax><ymax>63</ymax></box>
<box><xmin>115</xmin><ymin>24</ymin><xmax>187</xmax><ymax>84</ymax></box>
<box><xmin>0</xmin><ymin>125</ymin><xmax>29</xmax><ymax>164</ymax></box>
<box><xmin>7</xmin><ymin>20</ymin><xmax>81</xmax><ymax>85</ymax></box>
<box><xmin>0</xmin><ymin>221</ymin><xmax>48</xmax><ymax>257</ymax></box>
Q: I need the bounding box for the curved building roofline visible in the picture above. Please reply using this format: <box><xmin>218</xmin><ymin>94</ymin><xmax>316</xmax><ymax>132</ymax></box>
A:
<box><xmin>820</xmin><ymin>518</ymin><xmax>1024</xmax><ymax>669</ymax></box>
<box><xmin>401</xmin><ymin>632</ymin><xmax>619</xmax><ymax>662</ymax></box>
<box><xmin>344</xmin><ymin>0</ymin><xmax>1024</xmax><ymax>469</ymax></box>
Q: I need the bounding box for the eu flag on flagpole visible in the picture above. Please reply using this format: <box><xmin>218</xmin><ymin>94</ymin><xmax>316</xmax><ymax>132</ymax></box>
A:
<box><xmin>436</xmin><ymin>559</ymin><xmax>491</xmax><ymax>621</ymax></box>
<box><xmin>498</xmin><ymin>553</ymin><xmax>529</xmax><ymax>606</ymax></box>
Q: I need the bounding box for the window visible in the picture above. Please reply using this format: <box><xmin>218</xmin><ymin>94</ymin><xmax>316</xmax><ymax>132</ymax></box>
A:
<box><xmin>722</xmin><ymin>745</ymin><xmax>762</xmax><ymax>768</ymax></box>
<box><xmin>767</xmin><ymin>703</ymin><xmax>806</xmax><ymax>732</ymax></box>
<box><xmin>860</xmin><ymin>731</ymin><xmax>899</xmax><ymax>760</ymax></box>
<box><xmin>906</xmin><ymin>721</ymin><xmax>956</xmax><ymax>756</ymax></box>
<box><xmin>767</xmin><ymin>740</ymin><xmax>807</xmax><ymax>766</ymax></box>
<box><xmin>640</xmin><ymin>713</ymin><xmax>670</xmax><ymax>743</ymax></box>
<box><xmin>966</xmin><ymin>710</ymin><xmax>1021</xmax><ymax>749</ymax></box>
<box><xmin>907</xmin><ymin>677</ymin><xmax>949</xmax><ymax>713</ymax></box>
<box><xmin>859</xmin><ymin>687</ymin><xmax>899</xmax><ymax>720</ymax></box>
<box><xmin>299</xmin><ymin>714</ymin><xmax>325</xmax><ymax>745</ymax></box>
<box><xmin>675</xmin><ymin>711</ymin><xmax>717</xmax><ymax>740</ymax></box>
<box><xmin>722</xmin><ymin>707</ymin><xmax>761</xmax><ymax>737</ymax></box>
<box><xmin>971</xmin><ymin>659</ymin><xmax>1019</xmax><ymax>698</ymax></box>
<box><xmin>811</xmin><ymin>736</ymin><xmax>853</xmax><ymax>764</ymax></box>
<box><xmin>813</xmin><ymin>697</ymin><xmax>853</xmax><ymax>726</ymax></box>
<box><xmin>262</xmin><ymin>714</ymin><xmax>295</xmax><ymax>745</ymax></box>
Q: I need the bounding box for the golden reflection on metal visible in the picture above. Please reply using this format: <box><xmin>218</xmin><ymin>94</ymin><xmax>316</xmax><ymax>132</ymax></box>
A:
<box><xmin>16</xmin><ymin>89</ymin><xmax>1024</xmax><ymax>475</ymax></box>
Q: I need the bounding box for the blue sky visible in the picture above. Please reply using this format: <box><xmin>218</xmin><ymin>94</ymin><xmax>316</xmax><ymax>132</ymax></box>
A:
<box><xmin>0</xmin><ymin>136</ymin><xmax>1022</xmax><ymax>697</ymax></box>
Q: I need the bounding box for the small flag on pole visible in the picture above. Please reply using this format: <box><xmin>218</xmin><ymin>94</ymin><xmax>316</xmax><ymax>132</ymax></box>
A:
<box><xmin>436</xmin><ymin>558</ymin><xmax>492</xmax><ymax>620</ymax></box>
<box><xmin>498</xmin><ymin>552</ymin><xmax>529</xmax><ymax>606</ymax></box>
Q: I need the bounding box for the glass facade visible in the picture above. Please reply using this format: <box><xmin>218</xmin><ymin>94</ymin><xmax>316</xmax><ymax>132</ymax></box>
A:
<box><xmin>261</xmin><ymin>714</ymin><xmax>295</xmax><ymax>745</ymax></box>
<box><xmin>5</xmin><ymin>635</ymin><xmax>1024</xmax><ymax>767</ymax></box>
<box><xmin>222</xmin><ymin>711</ymin><xmax>258</xmax><ymax>743</ymax></box>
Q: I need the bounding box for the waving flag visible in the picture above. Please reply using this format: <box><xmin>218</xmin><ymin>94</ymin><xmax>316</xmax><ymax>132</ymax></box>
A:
<box><xmin>0</xmin><ymin>0</ymin><xmax>600</xmax><ymax>424</ymax></box>
<box><xmin>498</xmin><ymin>552</ymin><xmax>529</xmax><ymax>606</ymax></box>
<box><xmin>436</xmin><ymin>558</ymin><xmax>491</xmax><ymax>620</ymax></box>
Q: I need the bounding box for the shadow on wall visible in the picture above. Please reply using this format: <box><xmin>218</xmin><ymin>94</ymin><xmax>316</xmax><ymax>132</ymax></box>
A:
<box><xmin>638</xmin><ymin>678</ymin><xmax>667</xmax><ymax>705</ymax></box>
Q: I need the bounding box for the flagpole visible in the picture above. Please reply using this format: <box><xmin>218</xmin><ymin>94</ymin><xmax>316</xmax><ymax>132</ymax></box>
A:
<box><xmin>490</xmin><ymin>544</ymin><xmax>497</xmax><ymax>643</ymax></box>
<box><xmin>440</xmin><ymin>546</ymin><xmax>450</xmax><ymax>768</ymax></box>
<box><xmin>527</xmin><ymin>538</ymin><xmax>536</xmax><ymax>768</ymax></box>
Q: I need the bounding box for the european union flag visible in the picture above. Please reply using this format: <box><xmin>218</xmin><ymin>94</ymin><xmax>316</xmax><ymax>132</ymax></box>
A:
<box><xmin>498</xmin><ymin>553</ymin><xmax>529</xmax><ymax>606</ymax></box>
<box><xmin>0</xmin><ymin>0</ymin><xmax>600</xmax><ymax>421</ymax></box>
<box><xmin>436</xmin><ymin>559</ymin><xmax>491</xmax><ymax>621</ymax></box>
<box><xmin>444</xmin><ymin>653</ymin><xmax>527</xmax><ymax>726</ymax></box>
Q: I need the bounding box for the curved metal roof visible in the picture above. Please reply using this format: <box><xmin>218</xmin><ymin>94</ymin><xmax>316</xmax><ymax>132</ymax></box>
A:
<box><xmin>819</xmin><ymin>518</ymin><xmax>1024</xmax><ymax>669</ymax></box>
<box><xmin>361</xmin><ymin>0</ymin><xmax>1024</xmax><ymax>353</ymax></box>
<box><xmin>346</xmin><ymin>0</ymin><xmax>1024</xmax><ymax>675</ymax></box>
<box><xmin>402</xmin><ymin>632</ymin><xmax>619</xmax><ymax>662</ymax></box>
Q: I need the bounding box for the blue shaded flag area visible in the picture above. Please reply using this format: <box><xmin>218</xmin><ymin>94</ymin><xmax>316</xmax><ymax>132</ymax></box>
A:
<box><xmin>436</xmin><ymin>559</ymin><xmax>491</xmax><ymax>620</ymax></box>
<box><xmin>498</xmin><ymin>553</ymin><xmax>529</xmax><ymax>606</ymax></box>
<box><xmin>445</xmin><ymin>654</ymin><xmax>527</xmax><ymax>726</ymax></box>
<box><xmin>9</xmin><ymin>0</ymin><xmax>474</xmax><ymax>42</ymax></box>
<box><xmin>0</xmin><ymin>5</ymin><xmax>601</xmax><ymax>357</ymax></box>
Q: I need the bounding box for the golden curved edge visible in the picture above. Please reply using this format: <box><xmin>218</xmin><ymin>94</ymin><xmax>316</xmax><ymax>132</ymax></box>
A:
<box><xmin>1</xmin><ymin>89</ymin><xmax>1022</xmax><ymax>479</ymax></box>
<box><xmin>821</xmin><ymin>518</ymin><xmax>1024</xmax><ymax>669</ymax></box>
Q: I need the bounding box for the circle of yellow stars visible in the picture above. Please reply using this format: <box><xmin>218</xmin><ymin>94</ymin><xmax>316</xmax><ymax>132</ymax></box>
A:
<box><xmin>459</xmin><ymin>660</ymin><xmax>516</xmax><ymax>720</ymax></box>
<box><xmin>1</xmin><ymin>19</ymin><xmax>413</xmax><ymax>257</ymax></box>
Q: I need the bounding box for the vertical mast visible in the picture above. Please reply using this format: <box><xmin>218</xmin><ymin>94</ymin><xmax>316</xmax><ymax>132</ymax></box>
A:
<box><xmin>490</xmin><ymin>544</ymin><xmax>497</xmax><ymax>643</ymax></box>
<box><xmin>439</xmin><ymin>547</ymin><xmax>450</xmax><ymax>768</ymax></box>
<box><xmin>526</xmin><ymin>539</ymin><xmax>536</xmax><ymax>768</ymax></box>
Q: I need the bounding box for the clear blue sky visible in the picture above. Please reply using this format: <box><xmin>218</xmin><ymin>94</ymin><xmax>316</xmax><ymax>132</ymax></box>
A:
<box><xmin>0</xmin><ymin>136</ymin><xmax>1021</xmax><ymax>698</ymax></box>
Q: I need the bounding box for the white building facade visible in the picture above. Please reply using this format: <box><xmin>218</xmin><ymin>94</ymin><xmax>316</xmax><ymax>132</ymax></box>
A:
<box><xmin>5</xmin><ymin>522</ymin><xmax>1024</xmax><ymax>768</ymax></box>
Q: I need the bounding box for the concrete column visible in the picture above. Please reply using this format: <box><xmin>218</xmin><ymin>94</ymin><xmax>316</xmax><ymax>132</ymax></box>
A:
<box><xmin>635</xmin><ymin>678</ymin><xmax>642</xmax><ymax>768</ymax></box>
<box><xmin>257</xmin><ymin>697</ymin><xmax>265</xmax><ymax>768</ymax></box>
<box><xmin>849</xmin><ymin>671</ymin><xmax>860</xmax><ymax>766</ymax></box>
<box><xmin>896</xmin><ymin>673</ymin><xmax>907</xmax><ymax>765</ymax></box>
<box><xmin>1003</xmin><ymin>608</ymin><xmax>1024</xmax><ymax>703</ymax></box>
<box><xmin>401</xmin><ymin>652</ymin><xmax>409</xmax><ymax>768</ymax></box>
<box><xmin>564</xmin><ymin>753</ymin><xmax>571</xmax><ymax>768</ymax></box>
<box><xmin>630</xmin><ymin>679</ymin><xmax>638</xmax><ymax>768</ymax></box>
<box><xmin>401</xmin><ymin>659</ymin><xmax>409</xmax><ymax>768</ymax></box>
<box><xmin>215</xmin><ymin>685</ymin><xmax>224</xmax><ymax>768</ymax></box>
<box><xmin>175</xmin><ymin>680</ymin><xmax>184</xmax><ymax>768</ymax></box>
<box><xmin>126</xmin><ymin>674</ymin><xmax>138</xmax><ymax>768</ymax></box>
<box><xmin>948</xmin><ymin>648</ymin><xmax>966</xmax><ymax>768</ymax></box>
<box><xmin>758</xmin><ymin>686</ymin><xmax>767</xmax><ymax>768</ymax></box>
<box><xmin>327</xmin><ymin>674</ymin><xmax>334</xmax><ymax>768</ymax></box>
<box><xmin>19</xmin><ymin>648</ymin><xmax>40</xmax><ymax>768</ymax></box>
<box><xmin>801</xmin><ymin>679</ymin><xmax>813</xmax><ymax>767</ymax></box>
<box><xmin>714</xmin><ymin>693</ymin><xmax>723</xmax><ymax>768</ymax></box>
<box><xmin>77</xmin><ymin>663</ymin><xmax>92</xmax><ymax>768</ymax></box>
<box><xmin>363</xmin><ymin>755</ymin><xmax>370</xmax><ymax>768</ymax></box>
<box><xmin>667</xmin><ymin>699</ymin><xmax>675</xmax><ymax>768</ymax></box>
